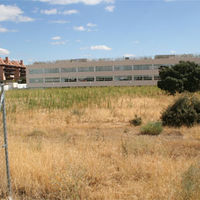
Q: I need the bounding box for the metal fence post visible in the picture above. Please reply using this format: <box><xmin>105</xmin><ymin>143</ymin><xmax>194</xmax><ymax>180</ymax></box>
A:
<box><xmin>1</xmin><ymin>84</ymin><xmax>12</xmax><ymax>200</ymax></box>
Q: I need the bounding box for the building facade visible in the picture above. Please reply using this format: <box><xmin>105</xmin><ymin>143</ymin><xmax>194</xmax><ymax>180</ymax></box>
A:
<box><xmin>27</xmin><ymin>55</ymin><xmax>200</xmax><ymax>88</ymax></box>
<box><xmin>0</xmin><ymin>57</ymin><xmax>26</xmax><ymax>83</ymax></box>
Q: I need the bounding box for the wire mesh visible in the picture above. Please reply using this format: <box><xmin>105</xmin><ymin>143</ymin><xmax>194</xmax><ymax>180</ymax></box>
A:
<box><xmin>0</xmin><ymin>86</ymin><xmax>12</xmax><ymax>199</ymax></box>
<box><xmin>0</xmin><ymin>129</ymin><xmax>7</xmax><ymax>198</ymax></box>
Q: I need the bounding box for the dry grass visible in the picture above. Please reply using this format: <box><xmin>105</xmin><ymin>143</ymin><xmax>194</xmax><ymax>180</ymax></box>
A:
<box><xmin>0</xmin><ymin>87</ymin><xmax>200</xmax><ymax>199</ymax></box>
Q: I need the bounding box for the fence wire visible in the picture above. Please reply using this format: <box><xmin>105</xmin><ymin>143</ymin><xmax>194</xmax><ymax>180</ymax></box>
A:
<box><xmin>0</xmin><ymin>129</ymin><xmax>7</xmax><ymax>198</ymax></box>
<box><xmin>0</xmin><ymin>85</ymin><xmax>12</xmax><ymax>200</ymax></box>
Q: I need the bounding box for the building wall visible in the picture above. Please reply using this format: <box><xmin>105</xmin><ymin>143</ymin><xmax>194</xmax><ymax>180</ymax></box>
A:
<box><xmin>0</xmin><ymin>57</ymin><xmax>26</xmax><ymax>82</ymax></box>
<box><xmin>27</xmin><ymin>56</ymin><xmax>200</xmax><ymax>88</ymax></box>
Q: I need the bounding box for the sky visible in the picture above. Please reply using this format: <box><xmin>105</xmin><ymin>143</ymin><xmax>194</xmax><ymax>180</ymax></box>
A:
<box><xmin>0</xmin><ymin>0</ymin><xmax>200</xmax><ymax>64</ymax></box>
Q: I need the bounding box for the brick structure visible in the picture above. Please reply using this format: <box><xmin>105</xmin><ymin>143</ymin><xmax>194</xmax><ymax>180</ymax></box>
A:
<box><xmin>0</xmin><ymin>57</ymin><xmax>26</xmax><ymax>83</ymax></box>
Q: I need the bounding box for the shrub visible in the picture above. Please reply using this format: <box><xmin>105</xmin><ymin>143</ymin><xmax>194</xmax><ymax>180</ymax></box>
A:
<box><xmin>180</xmin><ymin>163</ymin><xmax>200</xmax><ymax>200</ymax></box>
<box><xmin>192</xmin><ymin>97</ymin><xmax>200</xmax><ymax>123</ymax></box>
<box><xmin>140</xmin><ymin>121</ymin><xmax>163</xmax><ymax>135</ymax></box>
<box><xmin>161</xmin><ymin>96</ymin><xmax>200</xmax><ymax>127</ymax></box>
<box><xmin>129</xmin><ymin>115</ymin><xmax>142</xmax><ymax>126</ymax></box>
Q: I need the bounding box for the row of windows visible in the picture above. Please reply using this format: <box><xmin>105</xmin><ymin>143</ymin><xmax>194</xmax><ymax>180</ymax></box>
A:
<box><xmin>29</xmin><ymin>75</ymin><xmax>160</xmax><ymax>83</ymax></box>
<box><xmin>29</xmin><ymin>64</ymin><xmax>162</xmax><ymax>74</ymax></box>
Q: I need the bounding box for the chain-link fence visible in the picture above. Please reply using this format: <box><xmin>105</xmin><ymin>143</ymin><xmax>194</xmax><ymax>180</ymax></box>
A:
<box><xmin>0</xmin><ymin>132</ymin><xmax>7</xmax><ymax>199</ymax></box>
<box><xmin>0</xmin><ymin>85</ymin><xmax>12</xmax><ymax>200</ymax></box>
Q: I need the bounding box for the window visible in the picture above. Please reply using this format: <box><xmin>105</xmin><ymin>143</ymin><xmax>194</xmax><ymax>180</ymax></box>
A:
<box><xmin>143</xmin><ymin>75</ymin><xmax>152</xmax><ymax>80</ymax></box>
<box><xmin>95</xmin><ymin>66</ymin><xmax>113</xmax><ymax>71</ymax></box>
<box><xmin>61</xmin><ymin>77</ymin><xmax>77</xmax><ymax>82</ymax></box>
<box><xmin>134</xmin><ymin>75</ymin><xmax>143</xmax><ymax>80</ymax></box>
<box><xmin>45</xmin><ymin>77</ymin><xmax>60</xmax><ymax>83</ymax></box>
<box><xmin>152</xmin><ymin>65</ymin><xmax>160</xmax><ymax>70</ymax></box>
<box><xmin>114</xmin><ymin>76</ymin><xmax>132</xmax><ymax>81</ymax></box>
<box><xmin>78</xmin><ymin>77</ymin><xmax>94</xmax><ymax>82</ymax></box>
<box><xmin>134</xmin><ymin>75</ymin><xmax>153</xmax><ymax>80</ymax></box>
<box><xmin>78</xmin><ymin>66</ymin><xmax>94</xmax><ymax>72</ymax></box>
<box><xmin>29</xmin><ymin>78</ymin><xmax>43</xmax><ymax>83</ymax></box>
<box><xmin>154</xmin><ymin>75</ymin><xmax>160</xmax><ymax>80</ymax></box>
<box><xmin>152</xmin><ymin>64</ymin><xmax>171</xmax><ymax>69</ymax></box>
<box><xmin>114</xmin><ymin>65</ymin><xmax>132</xmax><ymax>71</ymax></box>
<box><xmin>96</xmin><ymin>76</ymin><xmax>113</xmax><ymax>81</ymax></box>
<box><xmin>133</xmin><ymin>65</ymin><xmax>152</xmax><ymax>70</ymax></box>
<box><xmin>143</xmin><ymin>65</ymin><xmax>151</xmax><ymax>70</ymax></box>
<box><xmin>29</xmin><ymin>69</ymin><xmax>43</xmax><ymax>74</ymax></box>
<box><xmin>61</xmin><ymin>68</ymin><xmax>76</xmax><ymax>73</ymax></box>
<box><xmin>44</xmin><ymin>68</ymin><xmax>59</xmax><ymax>73</ymax></box>
<box><xmin>133</xmin><ymin>66</ymin><xmax>140</xmax><ymax>70</ymax></box>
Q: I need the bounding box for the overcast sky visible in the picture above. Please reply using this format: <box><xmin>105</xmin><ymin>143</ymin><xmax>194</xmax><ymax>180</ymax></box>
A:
<box><xmin>0</xmin><ymin>0</ymin><xmax>200</xmax><ymax>64</ymax></box>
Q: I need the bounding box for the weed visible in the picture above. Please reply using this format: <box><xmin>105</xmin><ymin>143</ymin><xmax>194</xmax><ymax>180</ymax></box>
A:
<box><xmin>27</xmin><ymin>130</ymin><xmax>46</xmax><ymax>138</ymax></box>
<box><xmin>6</xmin><ymin>86</ymin><xmax>162</xmax><ymax>110</ymax></box>
<box><xmin>129</xmin><ymin>115</ymin><xmax>142</xmax><ymax>126</ymax></box>
<box><xmin>140</xmin><ymin>121</ymin><xmax>163</xmax><ymax>135</ymax></box>
<box><xmin>121</xmin><ymin>138</ymin><xmax>128</xmax><ymax>156</ymax></box>
<box><xmin>180</xmin><ymin>163</ymin><xmax>200</xmax><ymax>200</ymax></box>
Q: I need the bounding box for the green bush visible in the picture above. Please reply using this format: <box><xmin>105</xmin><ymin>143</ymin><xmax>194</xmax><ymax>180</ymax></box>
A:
<box><xmin>180</xmin><ymin>163</ymin><xmax>200</xmax><ymax>200</ymax></box>
<box><xmin>161</xmin><ymin>96</ymin><xmax>200</xmax><ymax>127</ymax></box>
<box><xmin>129</xmin><ymin>115</ymin><xmax>142</xmax><ymax>126</ymax></box>
<box><xmin>157</xmin><ymin>61</ymin><xmax>200</xmax><ymax>94</ymax></box>
<box><xmin>192</xmin><ymin>97</ymin><xmax>200</xmax><ymax>123</ymax></box>
<box><xmin>140</xmin><ymin>121</ymin><xmax>163</xmax><ymax>135</ymax></box>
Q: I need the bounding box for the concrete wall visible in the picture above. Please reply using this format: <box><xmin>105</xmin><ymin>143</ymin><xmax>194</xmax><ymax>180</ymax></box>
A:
<box><xmin>27</xmin><ymin>56</ymin><xmax>200</xmax><ymax>88</ymax></box>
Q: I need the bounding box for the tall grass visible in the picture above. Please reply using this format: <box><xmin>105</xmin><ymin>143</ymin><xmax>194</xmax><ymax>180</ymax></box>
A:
<box><xmin>6</xmin><ymin>86</ymin><xmax>164</xmax><ymax>110</ymax></box>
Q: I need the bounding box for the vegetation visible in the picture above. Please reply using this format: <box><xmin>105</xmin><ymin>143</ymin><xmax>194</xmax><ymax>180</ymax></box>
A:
<box><xmin>157</xmin><ymin>61</ymin><xmax>200</xmax><ymax>94</ymax></box>
<box><xmin>129</xmin><ymin>115</ymin><xmax>142</xmax><ymax>126</ymax></box>
<box><xmin>161</xmin><ymin>96</ymin><xmax>200</xmax><ymax>127</ymax></box>
<box><xmin>140</xmin><ymin>121</ymin><xmax>163</xmax><ymax>135</ymax></box>
<box><xmin>18</xmin><ymin>77</ymin><xmax>26</xmax><ymax>84</ymax></box>
<box><xmin>5</xmin><ymin>86</ymin><xmax>163</xmax><ymax>110</ymax></box>
<box><xmin>0</xmin><ymin>86</ymin><xmax>199</xmax><ymax>199</ymax></box>
<box><xmin>181</xmin><ymin>163</ymin><xmax>200</xmax><ymax>200</ymax></box>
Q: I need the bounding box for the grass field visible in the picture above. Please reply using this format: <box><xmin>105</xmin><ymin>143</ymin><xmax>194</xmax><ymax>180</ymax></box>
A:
<box><xmin>0</xmin><ymin>86</ymin><xmax>200</xmax><ymax>200</ymax></box>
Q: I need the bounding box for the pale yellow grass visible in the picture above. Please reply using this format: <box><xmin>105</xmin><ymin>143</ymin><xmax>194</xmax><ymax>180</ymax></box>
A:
<box><xmin>0</xmin><ymin>94</ymin><xmax>199</xmax><ymax>199</ymax></box>
<box><xmin>7</xmin><ymin>95</ymin><xmax>173</xmax><ymax>130</ymax></box>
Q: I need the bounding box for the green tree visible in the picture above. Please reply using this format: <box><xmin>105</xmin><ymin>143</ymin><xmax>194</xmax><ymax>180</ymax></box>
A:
<box><xmin>157</xmin><ymin>61</ymin><xmax>200</xmax><ymax>94</ymax></box>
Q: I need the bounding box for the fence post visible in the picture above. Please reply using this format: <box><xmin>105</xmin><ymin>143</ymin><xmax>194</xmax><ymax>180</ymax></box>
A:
<box><xmin>1</xmin><ymin>84</ymin><xmax>12</xmax><ymax>200</ymax></box>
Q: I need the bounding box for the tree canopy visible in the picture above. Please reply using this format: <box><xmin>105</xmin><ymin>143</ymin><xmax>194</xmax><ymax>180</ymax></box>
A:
<box><xmin>157</xmin><ymin>61</ymin><xmax>200</xmax><ymax>94</ymax></box>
